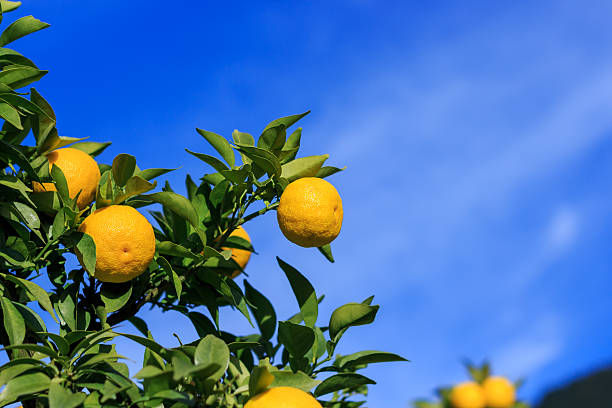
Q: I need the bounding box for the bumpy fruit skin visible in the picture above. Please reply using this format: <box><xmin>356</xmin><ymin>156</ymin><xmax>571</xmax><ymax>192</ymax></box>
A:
<box><xmin>77</xmin><ymin>205</ymin><xmax>155</xmax><ymax>283</ymax></box>
<box><xmin>32</xmin><ymin>147</ymin><xmax>101</xmax><ymax>209</ymax></box>
<box><xmin>450</xmin><ymin>381</ymin><xmax>486</xmax><ymax>408</ymax></box>
<box><xmin>222</xmin><ymin>226</ymin><xmax>252</xmax><ymax>279</ymax></box>
<box><xmin>277</xmin><ymin>177</ymin><xmax>343</xmax><ymax>248</ymax></box>
<box><xmin>482</xmin><ymin>376</ymin><xmax>516</xmax><ymax>408</ymax></box>
<box><xmin>245</xmin><ymin>387</ymin><xmax>322</xmax><ymax>408</ymax></box>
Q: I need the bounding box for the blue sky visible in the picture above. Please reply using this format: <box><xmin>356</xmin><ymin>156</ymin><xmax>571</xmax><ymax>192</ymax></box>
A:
<box><xmin>8</xmin><ymin>0</ymin><xmax>612</xmax><ymax>405</ymax></box>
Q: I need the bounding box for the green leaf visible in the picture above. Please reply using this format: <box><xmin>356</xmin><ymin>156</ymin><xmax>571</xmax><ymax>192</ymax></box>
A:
<box><xmin>37</xmin><ymin>133</ymin><xmax>88</xmax><ymax>155</ymax></box>
<box><xmin>196</xmin><ymin>128</ymin><xmax>235</xmax><ymax>168</ymax></box>
<box><xmin>115</xmin><ymin>175</ymin><xmax>156</xmax><ymax>203</ymax></box>
<box><xmin>135</xmin><ymin>167</ymin><xmax>175</xmax><ymax>180</ymax></box>
<box><xmin>187</xmin><ymin>312</ymin><xmax>217</xmax><ymax>337</ymax></box>
<box><xmin>156</xmin><ymin>240</ymin><xmax>201</xmax><ymax>259</ymax></box>
<box><xmin>49</xmin><ymin>380</ymin><xmax>87</xmax><ymax>408</ymax></box>
<box><xmin>0</xmin><ymin>1</ymin><xmax>22</xmax><ymax>13</ymax></box>
<box><xmin>194</xmin><ymin>334</ymin><xmax>229</xmax><ymax>382</ymax></box>
<box><xmin>116</xmin><ymin>332</ymin><xmax>167</xmax><ymax>358</ymax></box>
<box><xmin>74</xmin><ymin>232</ymin><xmax>96</xmax><ymax>275</ymax></box>
<box><xmin>335</xmin><ymin>350</ymin><xmax>408</xmax><ymax>369</ymax></box>
<box><xmin>280</xmin><ymin>154</ymin><xmax>328</xmax><ymax>182</ymax></box>
<box><xmin>234</xmin><ymin>144</ymin><xmax>281</xmax><ymax>178</ymax></box>
<box><xmin>0</xmin><ymin>101</ymin><xmax>21</xmax><ymax>129</ymax></box>
<box><xmin>112</xmin><ymin>153</ymin><xmax>136</xmax><ymax>187</ymax></box>
<box><xmin>271</xmin><ymin>370</ymin><xmax>320</xmax><ymax>392</ymax></box>
<box><xmin>277</xmin><ymin>257</ymin><xmax>318</xmax><ymax>327</ymax></box>
<box><xmin>186</xmin><ymin>148</ymin><xmax>229</xmax><ymax>173</ymax></box>
<box><xmin>232</xmin><ymin>130</ymin><xmax>255</xmax><ymax>165</ymax></box>
<box><xmin>50</xmin><ymin>163</ymin><xmax>70</xmax><ymax>205</ymax></box>
<box><xmin>0</xmin><ymin>15</ymin><xmax>50</xmax><ymax>47</ymax></box>
<box><xmin>100</xmin><ymin>282</ymin><xmax>132</xmax><ymax>314</ymax></box>
<box><xmin>37</xmin><ymin>332</ymin><xmax>69</xmax><ymax>355</ymax></box>
<box><xmin>244</xmin><ymin>280</ymin><xmax>277</xmax><ymax>341</ymax></box>
<box><xmin>145</xmin><ymin>192</ymin><xmax>206</xmax><ymax>245</ymax></box>
<box><xmin>0</xmin><ymin>139</ymin><xmax>39</xmax><ymax>181</ymax></box>
<box><xmin>277</xmin><ymin>321</ymin><xmax>315</xmax><ymax>359</ymax></box>
<box><xmin>69</xmin><ymin>141</ymin><xmax>111</xmax><ymax>157</ymax></box>
<box><xmin>2</xmin><ymin>344</ymin><xmax>59</xmax><ymax>359</ymax></box>
<box><xmin>328</xmin><ymin>303</ymin><xmax>379</xmax><ymax>343</ymax></box>
<box><xmin>317</xmin><ymin>244</ymin><xmax>334</xmax><ymax>263</ymax></box>
<box><xmin>313</xmin><ymin>373</ymin><xmax>376</xmax><ymax>397</ymax></box>
<box><xmin>157</xmin><ymin>256</ymin><xmax>182</xmax><ymax>301</ymax></box>
<box><xmin>281</xmin><ymin>127</ymin><xmax>302</xmax><ymax>163</ymax></box>
<box><xmin>0</xmin><ymin>65</ymin><xmax>47</xmax><ymax>90</ymax></box>
<box><xmin>13</xmin><ymin>302</ymin><xmax>45</xmax><ymax>332</ymax></box>
<box><xmin>249</xmin><ymin>365</ymin><xmax>274</xmax><ymax>397</ymax></box>
<box><xmin>0</xmin><ymin>297</ymin><xmax>24</xmax><ymax>345</ymax></box>
<box><xmin>258</xmin><ymin>126</ymin><xmax>286</xmax><ymax>152</ymax></box>
<box><xmin>261</xmin><ymin>111</ymin><xmax>310</xmax><ymax>134</ymax></box>
<box><xmin>3</xmin><ymin>275</ymin><xmax>57</xmax><ymax>322</ymax></box>
<box><xmin>316</xmin><ymin>166</ymin><xmax>346</xmax><ymax>178</ymax></box>
<box><xmin>0</xmin><ymin>372</ymin><xmax>50</xmax><ymax>404</ymax></box>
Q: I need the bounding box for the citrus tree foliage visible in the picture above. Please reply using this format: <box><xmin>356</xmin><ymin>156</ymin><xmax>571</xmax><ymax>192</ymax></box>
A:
<box><xmin>0</xmin><ymin>3</ymin><xmax>406</xmax><ymax>407</ymax></box>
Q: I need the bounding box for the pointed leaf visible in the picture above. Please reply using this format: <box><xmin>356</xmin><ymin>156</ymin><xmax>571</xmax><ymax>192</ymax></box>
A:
<box><xmin>277</xmin><ymin>257</ymin><xmax>318</xmax><ymax>327</ymax></box>
<box><xmin>0</xmin><ymin>15</ymin><xmax>50</xmax><ymax>47</ymax></box>
<box><xmin>196</xmin><ymin>128</ymin><xmax>235</xmax><ymax>168</ymax></box>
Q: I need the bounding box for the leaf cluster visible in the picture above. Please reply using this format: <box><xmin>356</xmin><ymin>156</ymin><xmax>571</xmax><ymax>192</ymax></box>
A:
<box><xmin>0</xmin><ymin>3</ymin><xmax>405</xmax><ymax>407</ymax></box>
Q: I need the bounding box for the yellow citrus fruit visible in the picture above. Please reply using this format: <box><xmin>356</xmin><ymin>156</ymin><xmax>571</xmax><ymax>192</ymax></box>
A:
<box><xmin>450</xmin><ymin>381</ymin><xmax>486</xmax><ymax>408</ymax></box>
<box><xmin>77</xmin><ymin>205</ymin><xmax>155</xmax><ymax>283</ymax></box>
<box><xmin>482</xmin><ymin>376</ymin><xmax>516</xmax><ymax>408</ymax></box>
<box><xmin>245</xmin><ymin>387</ymin><xmax>322</xmax><ymax>408</ymax></box>
<box><xmin>277</xmin><ymin>177</ymin><xmax>343</xmax><ymax>248</ymax></box>
<box><xmin>32</xmin><ymin>147</ymin><xmax>101</xmax><ymax>209</ymax></box>
<box><xmin>221</xmin><ymin>226</ymin><xmax>252</xmax><ymax>279</ymax></box>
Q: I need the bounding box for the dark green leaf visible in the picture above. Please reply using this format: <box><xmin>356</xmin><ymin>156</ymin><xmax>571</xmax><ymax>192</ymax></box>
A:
<box><xmin>156</xmin><ymin>241</ymin><xmax>200</xmax><ymax>259</ymax></box>
<box><xmin>335</xmin><ymin>350</ymin><xmax>408</xmax><ymax>369</ymax></box>
<box><xmin>317</xmin><ymin>244</ymin><xmax>334</xmax><ymax>263</ymax></box>
<box><xmin>277</xmin><ymin>321</ymin><xmax>315</xmax><ymax>359</ymax></box>
<box><xmin>0</xmin><ymin>297</ymin><xmax>24</xmax><ymax>345</ymax></box>
<box><xmin>157</xmin><ymin>256</ymin><xmax>182</xmax><ymax>301</ymax></box>
<box><xmin>277</xmin><ymin>257</ymin><xmax>318</xmax><ymax>327</ymax></box>
<box><xmin>244</xmin><ymin>280</ymin><xmax>277</xmax><ymax>340</ymax></box>
<box><xmin>234</xmin><ymin>144</ymin><xmax>281</xmax><ymax>178</ymax></box>
<box><xmin>313</xmin><ymin>373</ymin><xmax>376</xmax><ymax>397</ymax></box>
<box><xmin>0</xmin><ymin>101</ymin><xmax>21</xmax><ymax>129</ymax></box>
<box><xmin>100</xmin><ymin>282</ymin><xmax>132</xmax><ymax>314</ymax></box>
<box><xmin>112</xmin><ymin>153</ymin><xmax>136</xmax><ymax>187</ymax></box>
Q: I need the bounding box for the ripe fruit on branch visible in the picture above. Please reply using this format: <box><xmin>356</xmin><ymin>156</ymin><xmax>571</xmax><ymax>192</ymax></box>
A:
<box><xmin>277</xmin><ymin>177</ymin><xmax>343</xmax><ymax>248</ymax></box>
<box><xmin>32</xmin><ymin>147</ymin><xmax>101</xmax><ymax>209</ymax></box>
<box><xmin>450</xmin><ymin>381</ymin><xmax>486</xmax><ymax>408</ymax></box>
<box><xmin>482</xmin><ymin>376</ymin><xmax>516</xmax><ymax>408</ymax></box>
<box><xmin>76</xmin><ymin>205</ymin><xmax>155</xmax><ymax>283</ymax></box>
<box><xmin>221</xmin><ymin>226</ymin><xmax>252</xmax><ymax>278</ymax></box>
<box><xmin>245</xmin><ymin>387</ymin><xmax>322</xmax><ymax>408</ymax></box>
